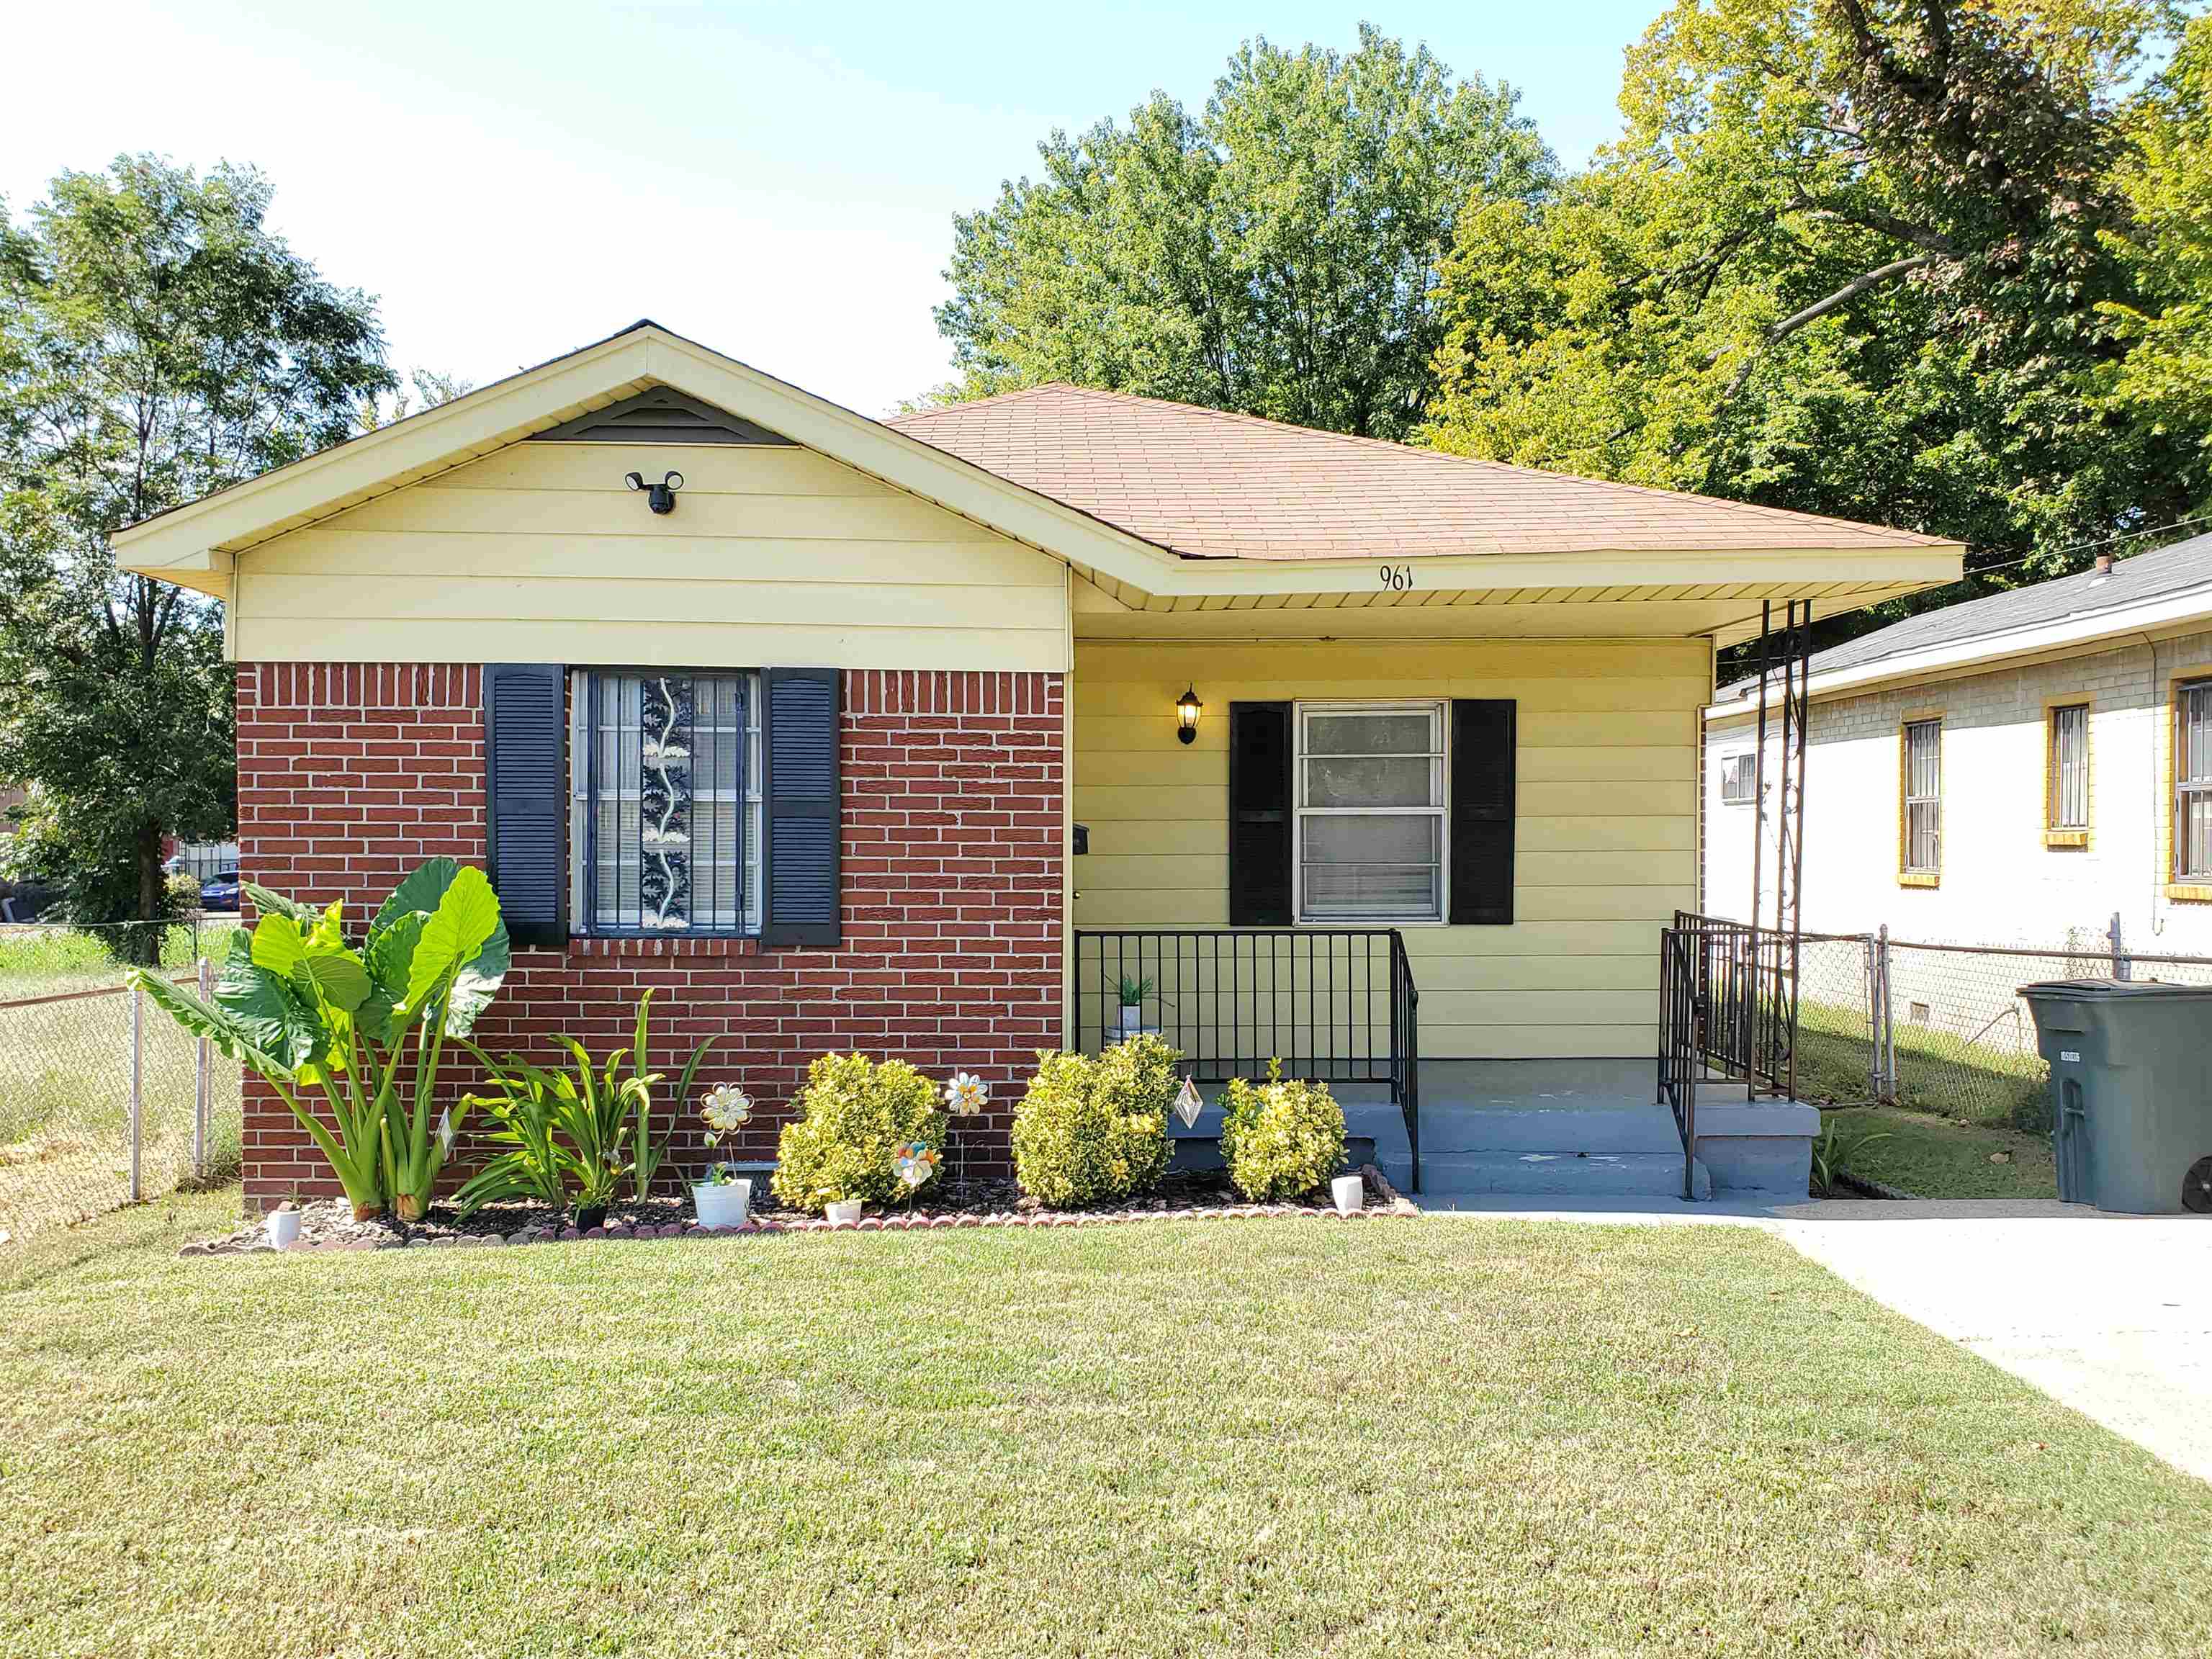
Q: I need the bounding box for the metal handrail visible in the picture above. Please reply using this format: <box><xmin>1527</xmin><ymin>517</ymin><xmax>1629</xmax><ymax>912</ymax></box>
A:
<box><xmin>1670</xmin><ymin>910</ymin><xmax>1801</xmax><ymax>1102</ymax></box>
<box><xmin>1073</xmin><ymin>927</ymin><xmax>1421</xmax><ymax>1192</ymax></box>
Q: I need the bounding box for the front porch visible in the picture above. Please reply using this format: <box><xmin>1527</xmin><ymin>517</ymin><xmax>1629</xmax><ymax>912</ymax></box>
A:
<box><xmin>1074</xmin><ymin>927</ymin><xmax>1822</xmax><ymax>1202</ymax></box>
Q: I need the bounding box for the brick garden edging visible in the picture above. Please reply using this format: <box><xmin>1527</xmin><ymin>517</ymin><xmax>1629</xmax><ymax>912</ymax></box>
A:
<box><xmin>180</xmin><ymin>1168</ymin><xmax>1419</xmax><ymax>1256</ymax></box>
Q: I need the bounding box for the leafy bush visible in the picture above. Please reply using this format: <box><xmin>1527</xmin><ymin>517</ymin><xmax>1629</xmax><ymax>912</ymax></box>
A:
<box><xmin>1218</xmin><ymin>1062</ymin><xmax>1346</xmax><ymax>1201</ymax></box>
<box><xmin>130</xmin><ymin>859</ymin><xmax>509</xmax><ymax>1219</ymax></box>
<box><xmin>457</xmin><ymin>1036</ymin><xmax>654</xmax><ymax>1220</ymax></box>
<box><xmin>1010</xmin><ymin>1033</ymin><xmax>1177</xmax><ymax>1208</ymax></box>
<box><xmin>771</xmin><ymin>1053</ymin><xmax>945</xmax><ymax>1212</ymax></box>
<box><xmin>164</xmin><ymin>870</ymin><xmax>202</xmax><ymax>912</ymax></box>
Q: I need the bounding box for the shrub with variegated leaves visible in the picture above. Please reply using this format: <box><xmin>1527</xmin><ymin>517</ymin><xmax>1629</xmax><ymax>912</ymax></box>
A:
<box><xmin>1218</xmin><ymin>1061</ymin><xmax>1345</xmax><ymax>1201</ymax></box>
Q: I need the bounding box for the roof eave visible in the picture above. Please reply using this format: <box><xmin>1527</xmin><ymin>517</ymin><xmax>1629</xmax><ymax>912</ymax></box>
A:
<box><xmin>1704</xmin><ymin>580</ymin><xmax>2212</xmax><ymax>718</ymax></box>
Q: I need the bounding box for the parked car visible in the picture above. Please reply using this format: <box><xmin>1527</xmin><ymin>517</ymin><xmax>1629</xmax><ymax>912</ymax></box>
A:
<box><xmin>199</xmin><ymin>868</ymin><xmax>241</xmax><ymax>912</ymax></box>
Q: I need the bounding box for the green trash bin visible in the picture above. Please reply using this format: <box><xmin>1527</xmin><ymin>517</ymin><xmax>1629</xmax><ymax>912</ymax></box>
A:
<box><xmin>2017</xmin><ymin>979</ymin><xmax>2212</xmax><ymax>1214</ymax></box>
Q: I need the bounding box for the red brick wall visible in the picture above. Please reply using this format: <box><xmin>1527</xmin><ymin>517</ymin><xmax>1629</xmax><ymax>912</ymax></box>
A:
<box><xmin>236</xmin><ymin>662</ymin><xmax>1065</xmax><ymax>1210</ymax></box>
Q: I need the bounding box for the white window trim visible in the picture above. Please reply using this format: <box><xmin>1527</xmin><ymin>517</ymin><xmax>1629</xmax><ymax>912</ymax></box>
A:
<box><xmin>1719</xmin><ymin>752</ymin><xmax>1756</xmax><ymax>806</ymax></box>
<box><xmin>1291</xmin><ymin>698</ymin><xmax>1451</xmax><ymax>927</ymax></box>
<box><xmin>567</xmin><ymin>668</ymin><xmax>763</xmax><ymax>937</ymax></box>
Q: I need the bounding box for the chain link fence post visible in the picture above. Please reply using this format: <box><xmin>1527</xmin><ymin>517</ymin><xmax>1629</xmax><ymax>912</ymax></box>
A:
<box><xmin>1876</xmin><ymin>924</ymin><xmax>1895</xmax><ymax>1102</ymax></box>
<box><xmin>127</xmin><ymin>981</ymin><xmax>145</xmax><ymax>1204</ymax></box>
<box><xmin>194</xmin><ymin>955</ymin><xmax>212</xmax><ymax>1184</ymax></box>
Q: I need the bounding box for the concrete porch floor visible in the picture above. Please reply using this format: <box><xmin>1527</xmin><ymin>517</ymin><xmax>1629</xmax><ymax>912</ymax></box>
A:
<box><xmin>1171</xmin><ymin>1058</ymin><xmax>1815</xmax><ymax>1202</ymax></box>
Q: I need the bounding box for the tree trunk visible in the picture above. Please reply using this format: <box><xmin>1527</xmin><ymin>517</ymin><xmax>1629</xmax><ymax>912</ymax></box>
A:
<box><xmin>127</xmin><ymin>822</ymin><xmax>167</xmax><ymax>966</ymax></box>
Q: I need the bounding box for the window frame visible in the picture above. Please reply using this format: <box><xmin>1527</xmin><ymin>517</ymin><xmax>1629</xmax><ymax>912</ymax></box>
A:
<box><xmin>1899</xmin><ymin>716</ymin><xmax>1943</xmax><ymax>886</ymax></box>
<box><xmin>2174</xmin><ymin>678</ymin><xmax>2212</xmax><ymax>892</ymax></box>
<box><xmin>567</xmin><ymin>667</ymin><xmax>763</xmax><ymax>938</ymax></box>
<box><xmin>1290</xmin><ymin>698</ymin><xmax>1451</xmax><ymax>927</ymax></box>
<box><xmin>1718</xmin><ymin>752</ymin><xmax>1756</xmax><ymax>806</ymax></box>
<box><xmin>2044</xmin><ymin>698</ymin><xmax>2090</xmax><ymax>847</ymax></box>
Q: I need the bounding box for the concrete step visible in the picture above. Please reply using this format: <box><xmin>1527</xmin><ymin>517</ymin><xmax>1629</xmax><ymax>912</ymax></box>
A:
<box><xmin>1419</xmin><ymin>1105</ymin><xmax>1686</xmax><ymax>1156</ymax></box>
<box><xmin>1418</xmin><ymin>1150</ymin><xmax>1711</xmax><ymax>1200</ymax></box>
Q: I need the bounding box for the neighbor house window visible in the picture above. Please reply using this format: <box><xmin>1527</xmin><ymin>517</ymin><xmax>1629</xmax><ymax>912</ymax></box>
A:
<box><xmin>1295</xmin><ymin>701</ymin><xmax>1447</xmax><ymax>922</ymax></box>
<box><xmin>1719</xmin><ymin>753</ymin><xmax>1756</xmax><ymax>805</ymax></box>
<box><xmin>1902</xmin><ymin>719</ymin><xmax>1941</xmax><ymax>876</ymax></box>
<box><xmin>570</xmin><ymin>670</ymin><xmax>759</xmax><ymax>934</ymax></box>
<box><xmin>2179</xmin><ymin>681</ymin><xmax>2212</xmax><ymax>881</ymax></box>
<box><xmin>2048</xmin><ymin>703</ymin><xmax>2089</xmax><ymax>836</ymax></box>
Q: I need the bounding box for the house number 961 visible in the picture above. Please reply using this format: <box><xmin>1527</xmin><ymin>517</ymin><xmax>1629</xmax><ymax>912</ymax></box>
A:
<box><xmin>1379</xmin><ymin>564</ymin><xmax>1414</xmax><ymax>591</ymax></box>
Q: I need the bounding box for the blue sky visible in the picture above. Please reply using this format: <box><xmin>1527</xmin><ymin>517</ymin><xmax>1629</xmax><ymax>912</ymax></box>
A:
<box><xmin>3</xmin><ymin>2</ymin><xmax>1659</xmax><ymax>415</ymax></box>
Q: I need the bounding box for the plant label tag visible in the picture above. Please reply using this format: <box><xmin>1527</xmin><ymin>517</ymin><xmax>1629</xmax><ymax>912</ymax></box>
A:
<box><xmin>1173</xmin><ymin>1076</ymin><xmax>1204</xmax><ymax>1130</ymax></box>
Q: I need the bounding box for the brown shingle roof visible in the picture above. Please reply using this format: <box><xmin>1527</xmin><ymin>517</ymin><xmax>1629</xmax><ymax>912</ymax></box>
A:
<box><xmin>886</xmin><ymin>383</ymin><xmax>1954</xmax><ymax>562</ymax></box>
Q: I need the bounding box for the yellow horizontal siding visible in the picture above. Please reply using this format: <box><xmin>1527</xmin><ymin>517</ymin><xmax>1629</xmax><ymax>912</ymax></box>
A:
<box><xmin>1071</xmin><ymin>639</ymin><xmax>1704</xmax><ymax>1058</ymax></box>
<box><xmin>233</xmin><ymin>443</ymin><xmax>1069</xmax><ymax>670</ymax></box>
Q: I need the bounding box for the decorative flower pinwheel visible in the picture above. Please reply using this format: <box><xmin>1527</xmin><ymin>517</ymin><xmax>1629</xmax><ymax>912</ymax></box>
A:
<box><xmin>943</xmin><ymin>1071</ymin><xmax>989</xmax><ymax>1116</ymax></box>
<box><xmin>699</xmin><ymin>1083</ymin><xmax>754</xmax><ymax>1146</ymax></box>
<box><xmin>894</xmin><ymin>1140</ymin><xmax>941</xmax><ymax>1190</ymax></box>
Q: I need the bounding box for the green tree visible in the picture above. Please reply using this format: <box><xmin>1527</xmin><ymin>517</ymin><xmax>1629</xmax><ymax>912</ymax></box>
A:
<box><xmin>1423</xmin><ymin>0</ymin><xmax>2193</xmax><ymax>593</ymax></box>
<box><xmin>2102</xmin><ymin>11</ymin><xmax>2212</xmax><ymax>515</ymax></box>
<box><xmin>929</xmin><ymin>24</ymin><xmax>1556</xmax><ymax>439</ymax></box>
<box><xmin>0</xmin><ymin>157</ymin><xmax>394</xmax><ymax>949</ymax></box>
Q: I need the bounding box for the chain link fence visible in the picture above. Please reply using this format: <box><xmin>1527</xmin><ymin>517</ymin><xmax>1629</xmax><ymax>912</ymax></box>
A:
<box><xmin>1787</xmin><ymin>921</ymin><xmax>2212</xmax><ymax>1130</ymax></box>
<box><xmin>0</xmin><ymin>920</ymin><xmax>245</xmax><ymax>1249</ymax></box>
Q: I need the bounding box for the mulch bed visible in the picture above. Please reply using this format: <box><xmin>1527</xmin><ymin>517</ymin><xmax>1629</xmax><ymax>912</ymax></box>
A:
<box><xmin>181</xmin><ymin>1166</ymin><xmax>1417</xmax><ymax>1256</ymax></box>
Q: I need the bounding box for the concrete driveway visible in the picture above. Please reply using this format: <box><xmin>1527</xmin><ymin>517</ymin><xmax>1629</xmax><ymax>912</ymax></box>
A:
<box><xmin>1430</xmin><ymin>1195</ymin><xmax>2212</xmax><ymax>1483</ymax></box>
<box><xmin>1769</xmin><ymin>1201</ymin><xmax>2212</xmax><ymax>1483</ymax></box>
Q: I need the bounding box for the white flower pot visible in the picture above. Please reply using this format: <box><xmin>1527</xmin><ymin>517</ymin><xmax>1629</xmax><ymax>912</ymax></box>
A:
<box><xmin>266</xmin><ymin>1208</ymin><xmax>302</xmax><ymax>1249</ymax></box>
<box><xmin>824</xmin><ymin>1199</ymin><xmax>865</xmax><ymax>1227</ymax></box>
<box><xmin>1118</xmin><ymin>1004</ymin><xmax>1144</xmax><ymax>1038</ymax></box>
<box><xmin>693</xmin><ymin>1179</ymin><xmax>752</xmax><ymax>1231</ymax></box>
<box><xmin>1331</xmin><ymin>1174</ymin><xmax>1366</xmax><ymax>1215</ymax></box>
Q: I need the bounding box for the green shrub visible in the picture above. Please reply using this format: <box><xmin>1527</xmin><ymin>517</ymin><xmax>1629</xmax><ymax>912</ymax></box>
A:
<box><xmin>771</xmin><ymin>1053</ymin><xmax>945</xmax><ymax>1212</ymax></box>
<box><xmin>1010</xmin><ymin>1033</ymin><xmax>1177</xmax><ymax>1207</ymax></box>
<box><xmin>1218</xmin><ymin>1061</ymin><xmax>1346</xmax><ymax>1201</ymax></box>
<box><xmin>164</xmin><ymin>870</ymin><xmax>202</xmax><ymax>913</ymax></box>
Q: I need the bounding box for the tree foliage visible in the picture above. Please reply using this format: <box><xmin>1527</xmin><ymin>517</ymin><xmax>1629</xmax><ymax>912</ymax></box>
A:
<box><xmin>0</xmin><ymin>157</ymin><xmax>393</xmax><ymax>940</ymax></box>
<box><xmin>1422</xmin><ymin>0</ymin><xmax>2198</xmax><ymax>594</ymax></box>
<box><xmin>930</xmin><ymin>24</ymin><xmax>1555</xmax><ymax>439</ymax></box>
<box><xmin>2103</xmin><ymin>10</ymin><xmax>2212</xmax><ymax>513</ymax></box>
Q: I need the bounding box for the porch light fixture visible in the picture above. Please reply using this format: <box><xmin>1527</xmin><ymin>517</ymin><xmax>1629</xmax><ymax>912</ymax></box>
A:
<box><xmin>1176</xmin><ymin>685</ymin><xmax>1202</xmax><ymax>745</ymax></box>
<box><xmin>624</xmin><ymin>469</ymin><xmax>685</xmax><ymax>514</ymax></box>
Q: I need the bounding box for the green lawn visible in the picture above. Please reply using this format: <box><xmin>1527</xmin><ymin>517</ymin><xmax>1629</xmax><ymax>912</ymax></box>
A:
<box><xmin>4</xmin><ymin>1191</ymin><xmax>2208</xmax><ymax>1658</ymax></box>
<box><xmin>1797</xmin><ymin>998</ymin><xmax>2051</xmax><ymax>1130</ymax></box>
<box><xmin>0</xmin><ymin>920</ymin><xmax>242</xmax><ymax>995</ymax></box>
<box><xmin>1827</xmin><ymin>1105</ymin><xmax>2059</xmax><ymax>1200</ymax></box>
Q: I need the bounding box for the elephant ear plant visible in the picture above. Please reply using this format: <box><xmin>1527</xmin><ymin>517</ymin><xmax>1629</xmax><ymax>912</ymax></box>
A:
<box><xmin>128</xmin><ymin>860</ymin><xmax>511</xmax><ymax>1220</ymax></box>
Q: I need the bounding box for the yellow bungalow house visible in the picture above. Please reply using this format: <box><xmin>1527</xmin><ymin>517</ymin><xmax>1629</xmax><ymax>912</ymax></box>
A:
<box><xmin>115</xmin><ymin>322</ymin><xmax>1961</xmax><ymax>1208</ymax></box>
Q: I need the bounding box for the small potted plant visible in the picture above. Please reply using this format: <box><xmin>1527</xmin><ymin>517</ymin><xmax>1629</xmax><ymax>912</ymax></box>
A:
<box><xmin>266</xmin><ymin>1200</ymin><xmax>302</xmax><ymax>1250</ymax></box>
<box><xmin>1115</xmin><ymin>974</ymin><xmax>1154</xmax><ymax>1040</ymax></box>
<box><xmin>695</xmin><ymin>1083</ymin><xmax>755</xmax><ymax>1230</ymax></box>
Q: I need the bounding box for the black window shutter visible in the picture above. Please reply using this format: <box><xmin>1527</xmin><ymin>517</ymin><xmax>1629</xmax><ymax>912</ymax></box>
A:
<box><xmin>1451</xmin><ymin>699</ymin><xmax>1516</xmax><ymax>926</ymax></box>
<box><xmin>483</xmin><ymin>663</ymin><xmax>568</xmax><ymax>950</ymax></box>
<box><xmin>1228</xmin><ymin>701</ymin><xmax>1292</xmax><ymax>926</ymax></box>
<box><xmin>761</xmin><ymin>667</ymin><xmax>842</xmax><ymax>948</ymax></box>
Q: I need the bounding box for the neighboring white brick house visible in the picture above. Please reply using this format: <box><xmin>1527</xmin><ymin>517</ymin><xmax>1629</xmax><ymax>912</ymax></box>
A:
<box><xmin>1704</xmin><ymin>534</ymin><xmax>2212</xmax><ymax>958</ymax></box>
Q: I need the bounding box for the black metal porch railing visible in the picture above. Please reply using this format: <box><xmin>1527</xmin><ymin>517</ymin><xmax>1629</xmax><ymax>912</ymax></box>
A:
<box><xmin>1668</xmin><ymin>910</ymin><xmax>1802</xmax><ymax>1100</ymax></box>
<box><xmin>1072</xmin><ymin>928</ymin><xmax>1420</xmax><ymax>1192</ymax></box>
<box><xmin>1656</xmin><ymin>925</ymin><xmax>1700</xmax><ymax>1201</ymax></box>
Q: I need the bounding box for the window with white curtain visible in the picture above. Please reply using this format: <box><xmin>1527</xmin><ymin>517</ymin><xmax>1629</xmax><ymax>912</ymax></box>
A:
<box><xmin>2179</xmin><ymin>683</ymin><xmax>2212</xmax><ymax>880</ymax></box>
<box><xmin>568</xmin><ymin>670</ymin><xmax>761</xmax><ymax>934</ymax></box>
<box><xmin>2049</xmin><ymin>703</ymin><xmax>2089</xmax><ymax>833</ymax></box>
<box><xmin>1294</xmin><ymin>702</ymin><xmax>1448</xmax><ymax>923</ymax></box>
<box><xmin>1902</xmin><ymin>719</ymin><xmax>1941</xmax><ymax>875</ymax></box>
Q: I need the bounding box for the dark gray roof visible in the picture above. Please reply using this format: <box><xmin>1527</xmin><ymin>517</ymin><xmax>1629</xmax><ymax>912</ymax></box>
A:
<box><xmin>1725</xmin><ymin>531</ymin><xmax>2212</xmax><ymax>698</ymax></box>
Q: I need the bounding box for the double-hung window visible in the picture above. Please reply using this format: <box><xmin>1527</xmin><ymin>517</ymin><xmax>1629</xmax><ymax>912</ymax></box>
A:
<box><xmin>1294</xmin><ymin>701</ymin><xmax>1448</xmax><ymax>923</ymax></box>
<box><xmin>2179</xmin><ymin>681</ymin><xmax>2212</xmax><ymax>881</ymax></box>
<box><xmin>1719</xmin><ymin>753</ymin><xmax>1756</xmax><ymax>805</ymax></box>
<box><xmin>570</xmin><ymin>670</ymin><xmax>760</xmax><ymax>934</ymax></box>
<box><xmin>1902</xmin><ymin>718</ymin><xmax>1941</xmax><ymax>878</ymax></box>
<box><xmin>2048</xmin><ymin>703</ymin><xmax>2089</xmax><ymax>840</ymax></box>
